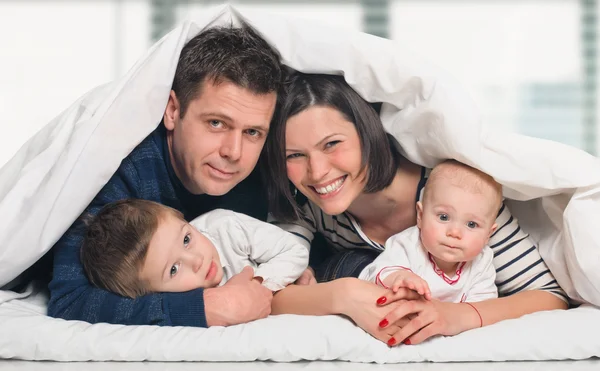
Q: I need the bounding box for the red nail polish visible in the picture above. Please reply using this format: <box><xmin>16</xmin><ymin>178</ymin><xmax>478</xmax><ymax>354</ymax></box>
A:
<box><xmin>376</xmin><ymin>296</ymin><xmax>387</xmax><ymax>305</ymax></box>
<box><xmin>379</xmin><ymin>318</ymin><xmax>389</xmax><ymax>328</ymax></box>
<box><xmin>403</xmin><ymin>339</ymin><xmax>411</xmax><ymax>345</ymax></box>
<box><xmin>387</xmin><ymin>337</ymin><xmax>396</xmax><ymax>346</ymax></box>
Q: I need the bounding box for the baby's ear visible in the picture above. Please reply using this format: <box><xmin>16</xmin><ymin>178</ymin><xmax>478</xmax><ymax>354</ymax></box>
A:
<box><xmin>416</xmin><ymin>202</ymin><xmax>424</xmax><ymax>228</ymax></box>
<box><xmin>488</xmin><ymin>223</ymin><xmax>498</xmax><ymax>239</ymax></box>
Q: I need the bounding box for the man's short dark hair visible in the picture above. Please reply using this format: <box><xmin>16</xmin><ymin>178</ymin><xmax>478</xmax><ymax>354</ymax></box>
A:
<box><xmin>263</xmin><ymin>73</ymin><xmax>403</xmax><ymax>221</ymax></box>
<box><xmin>172</xmin><ymin>23</ymin><xmax>283</xmax><ymax>118</ymax></box>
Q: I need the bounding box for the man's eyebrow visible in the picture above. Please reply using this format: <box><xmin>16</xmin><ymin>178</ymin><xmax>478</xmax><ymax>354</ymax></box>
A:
<box><xmin>198</xmin><ymin>112</ymin><xmax>269</xmax><ymax>132</ymax></box>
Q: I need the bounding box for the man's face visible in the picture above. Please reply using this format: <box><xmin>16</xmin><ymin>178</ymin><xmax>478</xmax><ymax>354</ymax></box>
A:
<box><xmin>164</xmin><ymin>79</ymin><xmax>277</xmax><ymax>195</ymax></box>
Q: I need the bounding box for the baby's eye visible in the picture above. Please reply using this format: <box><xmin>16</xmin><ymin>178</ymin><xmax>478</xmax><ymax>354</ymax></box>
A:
<box><xmin>170</xmin><ymin>263</ymin><xmax>180</xmax><ymax>277</ymax></box>
<box><xmin>467</xmin><ymin>221</ymin><xmax>478</xmax><ymax>229</ymax></box>
<box><xmin>438</xmin><ymin>214</ymin><xmax>449</xmax><ymax>221</ymax></box>
<box><xmin>183</xmin><ymin>233</ymin><xmax>191</xmax><ymax>247</ymax></box>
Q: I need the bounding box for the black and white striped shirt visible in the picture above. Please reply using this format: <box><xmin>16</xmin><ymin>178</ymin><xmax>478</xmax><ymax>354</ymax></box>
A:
<box><xmin>272</xmin><ymin>167</ymin><xmax>567</xmax><ymax>301</ymax></box>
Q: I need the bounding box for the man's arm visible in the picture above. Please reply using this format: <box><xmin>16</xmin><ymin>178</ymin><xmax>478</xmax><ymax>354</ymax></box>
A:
<box><xmin>47</xmin><ymin>161</ymin><xmax>207</xmax><ymax>327</ymax></box>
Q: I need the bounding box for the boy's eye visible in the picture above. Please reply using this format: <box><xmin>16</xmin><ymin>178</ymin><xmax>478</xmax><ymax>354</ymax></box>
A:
<box><xmin>183</xmin><ymin>233</ymin><xmax>191</xmax><ymax>247</ymax></box>
<box><xmin>438</xmin><ymin>214</ymin><xmax>449</xmax><ymax>221</ymax></box>
<box><xmin>170</xmin><ymin>263</ymin><xmax>180</xmax><ymax>277</ymax></box>
<box><xmin>467</xmin><ymin>221</ymin><xmax>478</xmax><ymax>229</ymax></box>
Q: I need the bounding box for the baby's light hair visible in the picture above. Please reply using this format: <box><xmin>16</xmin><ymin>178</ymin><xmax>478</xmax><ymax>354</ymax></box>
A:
<box><xmin>423</xmin><ymin>160</ymin><xmax>503</xmax><ymax>218</ymax></box>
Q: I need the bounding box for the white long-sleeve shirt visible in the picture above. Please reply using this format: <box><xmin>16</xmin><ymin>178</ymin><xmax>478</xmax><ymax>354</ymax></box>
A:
<box><xmin>191</xmin><ymin>209</ymin><xmax>309</xmax><ymax>292</ymax></box>
<box><xmin>359</xmin><ymin>226</ymin><xmax>497</xmax><ymax>302</ymax></box>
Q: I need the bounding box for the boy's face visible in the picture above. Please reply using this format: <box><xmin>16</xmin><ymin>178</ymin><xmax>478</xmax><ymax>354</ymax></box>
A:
<box><xmin>416</xmin><ymin>183</ymin><xmax>498</xmax><ymax>263</ymax></box>
<box><xmin>139</xmin><ymin>211</ymin><xmax>224</xmax><ymax>293</ymax></box>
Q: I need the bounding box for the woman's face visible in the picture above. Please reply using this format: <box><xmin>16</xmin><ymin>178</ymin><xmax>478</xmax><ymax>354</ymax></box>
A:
<box><xmin>285</xmin><ymin>105</ymin><xmax>366</xmax><ymax>215</ymax></box>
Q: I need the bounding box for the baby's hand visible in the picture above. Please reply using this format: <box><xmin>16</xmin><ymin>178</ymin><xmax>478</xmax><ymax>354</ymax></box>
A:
<box><xmin>386</xmin><ymin>271</ymin><xmax>432</xmax><ymax>300</ymax></box>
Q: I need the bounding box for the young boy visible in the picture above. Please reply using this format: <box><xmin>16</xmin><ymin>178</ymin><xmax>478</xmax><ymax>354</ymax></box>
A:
<box><xmin>80</xmin><ymin>199</ymin><xmax>308</xmax><ymax>298</ymax></box>
<box><xmin>359</xmin><ymin>160</ymin><xmax>502</xmax><ymax>303</ymax></box>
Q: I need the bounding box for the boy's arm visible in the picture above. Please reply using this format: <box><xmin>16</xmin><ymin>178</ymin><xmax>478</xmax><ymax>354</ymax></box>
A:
<box><xmin>47</xmin><ymin>162</ymin><xmax>207</xmax><ymax>327</ymax></box>
<box><xmin>218</xmin><ymin>211</ymin><xmax>309</xmax><ymax>291</ymax></box>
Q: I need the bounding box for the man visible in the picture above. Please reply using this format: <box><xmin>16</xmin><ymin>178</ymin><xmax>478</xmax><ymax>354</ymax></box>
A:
<box><xmin>47</xmin><ymin>24</ymin><xmax>283</xmax><ymax>327</ymax></box>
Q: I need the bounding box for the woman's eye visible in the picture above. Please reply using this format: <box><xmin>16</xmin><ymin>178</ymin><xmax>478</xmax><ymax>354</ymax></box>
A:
<box><xmin>467</xmin><ymin>221</ymin><xmax>478</xmax><ymax>229</ymax></box>
<box><xmin>286</xmin><ymin>153</ymin><xmax>303</xmax><ymax>160</ymax></box>
<box><xmin>324</xmin><ymin>140</ymin><xmax>340</xmax><ymax>149</ymax></box>
<box><xmin>183</xmin><ymin>233</ymin><xmax>191</xmax><ymax>247</ymax></box>
<box><xmin>438</xmin><ymin>214</ymin><xmax>449</xmax><ymax>221</ymax></box>
<box><xmin>170</xmin><ymin>263</ymin><xmax>180</xmax><ymax>277</ymax></box>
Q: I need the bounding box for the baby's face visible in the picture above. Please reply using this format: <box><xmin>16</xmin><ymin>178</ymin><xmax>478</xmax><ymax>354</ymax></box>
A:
<box><xmin>139</xmin><ymin>211</ymin><xmax>224</xmax><ymax>293</ymax></box>
<box><xmin>417</xmin><ymin>183</ymin><xmax>497</xmax><ymax>263</ymax></box>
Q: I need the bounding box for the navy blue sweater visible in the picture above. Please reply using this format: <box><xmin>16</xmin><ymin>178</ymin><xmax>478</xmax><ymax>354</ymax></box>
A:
<box><xmin>47</xmin><ymin>125</ymin><xmax>268</xmax><ymax>327</ymax></box>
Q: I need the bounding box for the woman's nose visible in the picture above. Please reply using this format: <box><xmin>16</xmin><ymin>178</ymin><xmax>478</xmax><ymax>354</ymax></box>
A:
<box><xmin>307</xmin><ymin>153</ymin><xmax>330</xmax><ymax>181</ymax></box>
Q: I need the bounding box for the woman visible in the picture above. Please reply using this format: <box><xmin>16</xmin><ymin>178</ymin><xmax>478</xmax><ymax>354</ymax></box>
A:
<box><xmin>265</xmin><ymin>73</ymin><xmax>568</xmax><ymax>346</ymax></box>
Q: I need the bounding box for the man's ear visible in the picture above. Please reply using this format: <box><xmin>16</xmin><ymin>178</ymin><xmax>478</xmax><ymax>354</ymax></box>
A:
<box><xmin>163</xmin><ymin>90</ymin><xmax>180</xmax><ymax>131</ymax></box>
<box><xmin>416</xmin><ymin>201</ymin><xmax>424</xmax><ymax>229</ymax></box>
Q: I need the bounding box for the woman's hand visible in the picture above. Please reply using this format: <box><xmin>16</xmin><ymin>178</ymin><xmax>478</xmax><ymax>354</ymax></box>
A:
<box><xmin>337</xmin><ymin>278</ymin><xmax>420</xmax><ymax>344</ymax></box>
<box><xmin>377</xmin><ymin>297</ymin><xmax>478</xmax><ymax>346</ymax></box>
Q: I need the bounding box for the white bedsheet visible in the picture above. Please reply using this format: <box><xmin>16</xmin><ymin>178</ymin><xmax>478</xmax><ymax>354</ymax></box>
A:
<box><xmin>0</xmin><ymin>284</ymin><xmax>599</xmax><ymax>362</ymax></box>
<box><xmin>1</xmin><ymin>4</ymin><xmax>600</xmax><ymax>362</ymax></box>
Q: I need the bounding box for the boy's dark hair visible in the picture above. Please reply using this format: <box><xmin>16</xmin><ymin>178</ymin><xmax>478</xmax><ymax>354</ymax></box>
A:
<box><xmin>263</xmin><ymin>73</ymin><xmax>402</xmax><ymax>221</ymax></box>
<box><xmin>172</xmin><ymin>23</ymin><xmax>283</xmax><ymax>118</ymax></box>
<box><xmin>80</xmin><ymin>199</ymin><xmax>181</xmax><ymax>298</ymax></box>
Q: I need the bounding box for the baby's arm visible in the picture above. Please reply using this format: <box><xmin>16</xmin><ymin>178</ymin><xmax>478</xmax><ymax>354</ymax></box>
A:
<box><xmin>359</xmin><ymin>228</ymin><xmax>431</xmax><ymax>299</ymax></box>
<box><xmin>464</xmin><ymin>247</ymin><xmax>498</xmax><ymax>302</ymax></box>
<box><xmin>380</xmin><ymin>269</ymin><xmax>432</xmax><ymax>300</ymax></box>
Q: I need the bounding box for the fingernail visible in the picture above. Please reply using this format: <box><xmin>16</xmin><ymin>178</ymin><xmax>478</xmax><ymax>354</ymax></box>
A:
<box><xmin>378</xmin><ymin>318</ymin><xmax>389</xmax><ymax>328</ymax></box>
<box><xmin>387</xmin><ymin>337</ymin><xmax>396</xmax><ymax>346</ymax></box>
<box><xmin>376</xmin><ymin>296</ymin><xmax>387</xmax><ymax>305</ymax></box>
<box><xmin>403</xmin><ymin>339</ymin><xmax>411</xmax><ymax>345</ymax></box>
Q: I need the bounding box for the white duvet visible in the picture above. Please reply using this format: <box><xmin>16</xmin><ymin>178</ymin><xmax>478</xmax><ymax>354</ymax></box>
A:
<box><xmin>1</xmin><ymin>4</ymin><xmax>599</xmax><ymax>362</ymax></box>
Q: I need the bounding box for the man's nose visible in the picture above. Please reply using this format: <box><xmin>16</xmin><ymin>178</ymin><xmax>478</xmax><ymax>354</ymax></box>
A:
<box><xmin>220</xmin><ymin>131</ymin><xmax>242</xmax><ymax>161</ymax></box>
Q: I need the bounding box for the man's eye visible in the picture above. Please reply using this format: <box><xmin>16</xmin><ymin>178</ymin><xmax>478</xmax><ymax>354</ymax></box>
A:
<box><xmin>467</xmin><ymin>221</ymin><xmax>478</xmax><ymax>229</ymax></box>
<box><xmin>209</xmin><ymin>120</ymin><xmax>222</xmax><ymax>128</ymax></box>
<box><xmin>183</xmin><ymin>233</ymin><xmax>191</xmax><ymax>247</ymax></box>
<box><xmin>438</xmin><ymin>214</ymin><xmax>449</xmax><ymax>221</ymax></box>
<box><xmin>246</xmin><ymin>129</ymin><xmax>261</xmax><ymax>137</ymax></box>
<box><xmin>170</xmin><ymin>263</ymin><xmax>180</xmax><ymax>277</ymax></box>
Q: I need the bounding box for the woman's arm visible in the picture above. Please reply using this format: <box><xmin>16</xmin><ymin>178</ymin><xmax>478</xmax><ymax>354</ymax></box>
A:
<box><xmin>272</xmin><ymin>277</ymin><xmax>421</xmax><ymax>343</ymax></box>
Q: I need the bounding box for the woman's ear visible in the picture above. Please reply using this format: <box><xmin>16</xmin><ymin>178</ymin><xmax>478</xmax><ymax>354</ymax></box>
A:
<box><xmin>163</xmin><ymin>90</ymin><xmax>181</xmax><ymax>131</ymax></box>
<box><xmin>416</xmin><ymin>201</ymin><xmax>424</xmax><ymax>229</ymax></box>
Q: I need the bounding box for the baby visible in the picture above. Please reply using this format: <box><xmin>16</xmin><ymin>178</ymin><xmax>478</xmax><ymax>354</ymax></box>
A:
<box><xmin>360</xmin><ymin>160</ymin><xmax>502</xmax><ymax>303</ymax></box>
<box><xmin>80</xmin><ymin>199</ymin><xmax>308</xmax><ymax>298</ymax></box>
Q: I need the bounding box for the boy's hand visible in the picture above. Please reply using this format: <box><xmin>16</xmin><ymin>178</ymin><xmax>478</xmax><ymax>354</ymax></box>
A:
<box><xmin>384</xmin><ymin>270</ymin><xmax>432</xmax><ymax>300</ymax></box>
<box><xmin>204</xmin><ymin>266</ymin><xmax>273</xmax><ymax>326</ymax></box>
